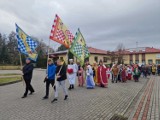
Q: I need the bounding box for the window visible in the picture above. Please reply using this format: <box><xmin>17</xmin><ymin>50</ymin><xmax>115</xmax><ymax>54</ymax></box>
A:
<box><xmin>94</xmin><ymin>56</ymin><xmax>98</xmax><ymax>62</ymax></box>
<box><xmin>103</xmin><ymin>57</ymin><xmax>107</xmax><ymax>62</ymax></box>
<box><xmin>156</xmin><ymin>60</ymin><xmax>160</xmax><ymax>64</ymax></box>
<box><xmin>129</xmin><ymin>54</ymin><xmax>133</xmax><ymax>61</ymax></box>
<box><xmin>142</xmin><ymin>60</ymin><xmax>146</xmax><ymax>64</ymax></box>
<box><xmin>148</xmin><ymin>59</ymin><xmax>153</xmax><ymax>64</ymax></box>
<box><xmin>130</xmin><ymin>60</ymin><xmax>133</xmax><ymax>64</ymax></box>
<box><xmin>135</xmin><ymin>54</ymin><xmax>139</xmax><ymax>61</ymax></box>
<box><xmin>135</xmin><ymin>60</ymin><xmax>139</xmax><ymax>64</ymax></box>
<box><xmin>142</xmin><ymin>54</ymin><xmax>145</xmax><ymax>61</ymax></box>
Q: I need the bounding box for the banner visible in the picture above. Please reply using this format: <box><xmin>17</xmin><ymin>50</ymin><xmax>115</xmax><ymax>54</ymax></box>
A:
<box><xmin>50</xmin><ymin>14</ymin><xmax>74</xmax><ymax>48</ymax></box>
<box><xmin>70</xmin><ymin>28</ymin><xmax>90</xmax><ymax>65</ymax></box>
<box><xmin>15</xmin><ymin>24</ymin><xmax>38</xmax><ymax>61</ymax></box>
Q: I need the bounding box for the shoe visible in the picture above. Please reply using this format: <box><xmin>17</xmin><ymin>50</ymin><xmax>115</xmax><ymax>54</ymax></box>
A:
<box><xmin>72</xmin><ymin>85</ymin><xmax>74</xmax><ymax>89</ymax></box>
<box><xmin>42</xmin><ymin>96</ymin><xmax>48</xmax><ymax>99</ymax></box>
<box><xmin>51</xmin><ymin>98</ymin><xmax>57</xmax><ymax>103</ymax></box>
<box><xmin>64</xmin><ymin>95</ymin><xmax>68</xmax><ymax>100</ymax></box>
<box><xmin>68</xmin><ymin>85</ymin><xmax>72</xmax><ymax>90</ymax></box>
<box><xmin>29</xmin><ymin>90</ymin><xmax>35</xmax><ymax>95</ymax></box>
<box><xmin>21</xmin><ymin>95</ymin><xmax>27</xmax><ymax>98</ymax></box>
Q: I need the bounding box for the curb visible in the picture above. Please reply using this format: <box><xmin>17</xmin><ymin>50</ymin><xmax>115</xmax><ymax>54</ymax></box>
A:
<box><xmin>121</xmin><ymin>78</ymin><xmax>150</xmax><ymax>116</ymax></box>
<box><xmin>127</xmin><ymin>77</ymin><xmax>151</xmax><ymax>119</ymax></box>
<box><xmin>0</xmin><ymin>80</ymin><xmax>22</xmax><ymax>86</ymax></box>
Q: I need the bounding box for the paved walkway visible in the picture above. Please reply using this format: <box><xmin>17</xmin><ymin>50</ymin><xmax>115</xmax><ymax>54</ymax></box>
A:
<box><xmin>0</xmin><ymin>70</ymin><xmax>157</xmax><ymax>120</ymax></box>
<box><xmin>128</xmin><ymin>76</ymin><xmax>160</xmax><ymax>120</ymax></box>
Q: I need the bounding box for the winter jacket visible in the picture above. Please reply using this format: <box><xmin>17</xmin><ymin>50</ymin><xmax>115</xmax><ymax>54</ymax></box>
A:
<box><xmin>47</xmin><ymin>64</ymin><xmax>56</xmax><ymax>80</ymax></box>
<box><xmin>23</xmin><ymin>63</ymin><xmax>34</xmax><ymax>80</ymax></box>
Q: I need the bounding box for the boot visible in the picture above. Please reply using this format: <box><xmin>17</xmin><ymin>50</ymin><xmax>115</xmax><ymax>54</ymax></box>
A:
<box><xmin>72</xmin><ymin>84</ymin><xmax>74</xmax><ymax>89</ymax></box>
<box><xmin>64</xmin><ymin>95</ymin><xmax>68</xmax><ymax>100</ymax></box>
<box><xmin>51</xmin><ymin>98</ymin><xmax>58</xmax><ymax>103</ymax></box>
<box><xmin>68</xmin><ymin>85</ymin><xmax>72</xmax><ymax>90</ymax></box>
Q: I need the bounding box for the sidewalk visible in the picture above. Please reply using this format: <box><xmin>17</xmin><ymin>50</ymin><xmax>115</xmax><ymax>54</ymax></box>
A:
<box><xmin>129</xmin><ymin>76</ymin><xmax>160</xmax><ymax>120</ymax></box>
<box><xmin>0</xmin><ymin>70</ymin><xmax>151</xmax><ymax>120</ymax></box>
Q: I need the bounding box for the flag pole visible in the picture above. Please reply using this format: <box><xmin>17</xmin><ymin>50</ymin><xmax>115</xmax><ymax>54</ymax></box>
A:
<box><xmin>19</xmin><ymin>52</ymin><xmax>24</xmax><ymax>85</ymax></box>
<box><xmin>46</xmin><ymin>39</ymin><xmax>51</xmax><ymax>77</ymax></box>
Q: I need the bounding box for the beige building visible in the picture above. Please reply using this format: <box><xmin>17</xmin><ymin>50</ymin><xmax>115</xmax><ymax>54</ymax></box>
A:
<box><xmin>122</xmin><ymin>47</ymin><xmax>160</xmax><ymax>65</ymax></box>
<box><xmin>49</xmin><ymin>47</ymin><xmax>111</xmax><ymax>65</ymax></box>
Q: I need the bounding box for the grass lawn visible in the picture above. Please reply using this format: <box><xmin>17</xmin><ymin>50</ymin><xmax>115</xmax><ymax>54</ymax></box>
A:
<box><xmin>0</xmin><ymin>66</ymin><xmax>21</xmax><ymax>70</ymax></box>
<box><xmin>0</xmin><ymin>77</ymin><xmax>22</xmax><ymax>85</ymax></box>
<box><xmin>0</xmin><ymin>73</ymin><xmax>21</xmax><ymax>76</ymax></box>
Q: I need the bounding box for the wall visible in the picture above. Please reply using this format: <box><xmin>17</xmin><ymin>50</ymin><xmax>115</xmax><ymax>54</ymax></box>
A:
<box><xmin>89</xmin><ymin>54</ymin><xmax>111</xmax><ymax>65</ymax></box>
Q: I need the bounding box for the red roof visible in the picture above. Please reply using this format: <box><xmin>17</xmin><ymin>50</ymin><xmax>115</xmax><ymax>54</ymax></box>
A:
<box><xmin>88</xmin><ymin>47</ymin><xmax>108</xmax><ymax>55</ymax></box>
<box><xmin>123</xmin><ymin>47</ymin><xmax>160</xmax><ymax>54</ymax></box>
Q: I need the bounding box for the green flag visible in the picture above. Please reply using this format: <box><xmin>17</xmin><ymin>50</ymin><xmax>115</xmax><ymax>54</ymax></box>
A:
<box><xmin>70</xmin><ymin>28</ymin><xmax>90</xmax><ymax>65</ymax></box>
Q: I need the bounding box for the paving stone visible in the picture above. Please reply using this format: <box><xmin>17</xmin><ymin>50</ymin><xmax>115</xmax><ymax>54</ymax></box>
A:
<box><xmin>0</xmin><ymin>70</ymin><xmax>153</xmax><ymax>120</ymax></box>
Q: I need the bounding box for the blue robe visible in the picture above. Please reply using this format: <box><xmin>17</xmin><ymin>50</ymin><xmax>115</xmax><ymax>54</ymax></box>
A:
<box><xmin>86</xmin><ymin>67</ymin><xmax>95</xmax><ymax>89</ymax></box>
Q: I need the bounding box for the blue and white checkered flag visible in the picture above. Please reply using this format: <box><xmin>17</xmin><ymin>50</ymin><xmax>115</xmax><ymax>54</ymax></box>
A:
<box><xmin>15</xmin><ymin>23</ymin><xmax>38</xmax><ymax>61</ymax></box>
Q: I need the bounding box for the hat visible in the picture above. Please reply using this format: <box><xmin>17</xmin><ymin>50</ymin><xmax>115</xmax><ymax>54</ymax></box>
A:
<box><xmin>69</xmin><ymin>59</ymin><xmax>73</xmax><ymax>62</ymax></box>
<box><xmin>26</xmin><ymin>58</ymin><xmax>31</xmax><ymax>61</ymax></box>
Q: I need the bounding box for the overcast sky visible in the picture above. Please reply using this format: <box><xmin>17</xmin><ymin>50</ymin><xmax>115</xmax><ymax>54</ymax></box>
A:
<box><xmin>0</xmin><ymin>0</ymin><xmax>160</xmax><ymax>51</ymax></box>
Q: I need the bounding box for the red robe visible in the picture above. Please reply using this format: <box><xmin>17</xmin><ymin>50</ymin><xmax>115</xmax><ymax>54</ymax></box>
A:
<box><xmin>97</xmin><ymin>65</ymin><xmax>108</xmax><ymax>87</ymax></box>
<box><xmin>121</xmin><ymin>69</ymin><xmax>127</xmax><ymax>82</ymax></box>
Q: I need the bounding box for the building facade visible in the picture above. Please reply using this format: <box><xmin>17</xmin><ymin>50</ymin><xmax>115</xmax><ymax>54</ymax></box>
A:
<box><xmin>49</xmin><ymin>47</ymin><xmax>111</xmax><ymax>65</ymax></box>
<box><xmin>122</xmin><ymin>47</ymin><xmax>160</xmax><ymax>65</ymax></box>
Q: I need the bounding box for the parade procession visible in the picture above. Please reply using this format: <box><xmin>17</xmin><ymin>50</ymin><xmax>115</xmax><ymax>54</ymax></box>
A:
<box><xmin>0</xmin><ymin>1</ymin><xmax>160</xmax><ymax>119</ymax></box>
<box><xmin>15</xmin><ymin>14</ymin><xmax>160</xmax><ymax>103</ymax></box>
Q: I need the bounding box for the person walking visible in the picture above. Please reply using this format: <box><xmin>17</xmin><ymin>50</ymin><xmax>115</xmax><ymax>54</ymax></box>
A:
<box><xmin>51</xmin><ymin>59</ymin><xmax>68</xmax><ymax>103</ymax></box>
<box><xmin>43</xmin><ymin>59</ymin><xmax>56</xmax><ymax>99</ymax></box>
<box><xmin>77</xmin><ymin>62</ymin><xmax>84</xmax><ymax>87</ymax></box>
<box><xmin>112</xmin><ymin>64</ymin><xmax>119</xmax><ymax>83</ymax></box>
<box><xmin>97</xmin><ymin>60</ymin><xmax>108</xmax><ymax>87</ymax></box>
<box><xmin>21</xmin><ymin>58</ymin><xmax>35</xmax><ymax>98</ymax></box>
<box><xmin>67</xmin><ymin>59</ymin><xmax>78</xmax><ymax>90</ymax></box>
<box><xmin>86</xmin><ymin>65</ymin><xmax>95</xmax><ymax>89</ymax></box>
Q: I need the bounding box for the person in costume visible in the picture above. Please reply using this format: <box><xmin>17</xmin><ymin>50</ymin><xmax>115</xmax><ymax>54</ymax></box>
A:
<box><xmin>21</xmin><ymin>58</ymin><xmax>35</xmax><ymax>98</ymax></box>
<box><xmin>92</xmin><ymin>62</ymin><xmax>98</xmax><ymax>85</ymax></box>
<box><xmin>127</xmin><ymin>65</ymin><xmax>132</xmax><ymax>80</ymax></box>
<box><xmin>77</xmin><ymin>62</ymin><xmax>84</xmax><ymax>87</ymax></box>
<box><xmin>151</xmin><ymin>64</ymin><xmax>156</xmax><ymax>75</ymax></box>
<box><xmin>97</xmin><ymin>60</ymin><xmax>108</xmax><ymax>87</ymax></box>
<box><xmin>43</xmin><ymin>58</ymin><xmax>56</xmax><ymax>99</ymax></box>
<box><xmin>86</xmin><ymin>65</ymin><xmax>95</xmax><ymax>89</ymax></box>
<box><xmin>121</xmin><ymin>65</ymin><xmax>127</xmax><ymax>82</ymax></box>
<box><xmin>112</xmin><ymin>64</ymin><xmax>119</xmax><ymax>83</ymax></box>
<box><xmin>67</xmin><ymin>59</ymin><xmax>78</xmax><ymax>90</ymax></box>
<box><xmin>106</xmin><ymin>65</ymin><xmax>111</xmax><ymax>80</ymax></box>
<box><xmin>133</xmin><ymin>65</ymin><xmax>141</xmax><ymax>82</ymax></box>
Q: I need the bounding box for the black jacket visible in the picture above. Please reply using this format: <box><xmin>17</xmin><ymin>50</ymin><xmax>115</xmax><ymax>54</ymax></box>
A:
<box><xmin>56</xmin><ymin>64</ymin><xmax>67</xmax><ymax>81</ymax></box>
<box><xmin>23</xmin><ymin>63</ymin><xmax>34</xmax><ymax>80</ymax></box>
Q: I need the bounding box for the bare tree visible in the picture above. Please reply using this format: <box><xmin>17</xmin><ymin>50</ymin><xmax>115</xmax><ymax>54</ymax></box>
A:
<box><xmin>116</xmin><ymin>43</ymin><xmax>125</xmax><ymax>64</ymax></box>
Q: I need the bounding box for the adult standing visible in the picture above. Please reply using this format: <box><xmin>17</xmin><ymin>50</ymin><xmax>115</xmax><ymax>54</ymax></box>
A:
<box><xmin>86</xmin><ymin>65</ymin><xmax>95</xmax><ymax>89</ymax></box>
<box><xmin>112</xmin><ymin>64</ymin><xmax>119</xmax><ymax>83</ymax></box>
<box><xmin>152</xmin><ymin>64</ymin><xmax>156</xmax><ymax>75</ymax></box>
<box><xmin>67</xmin><ymin>59</ymin><xmax>77</xmax><ymax>90</ymax></box>
<box><xmin>43</xmin><ymin>59</ymin><xmax>56</xmax><ymax>99</ymax></box>
<box><xmin>127</xmin><ymin>65</ymin><xmax>132</xmax><ymax>80</ymax></box>
<box><xmin>133</xmin><ymin>65</ymin><xmax>141</xmax><ymax>82</ymax></box>
<box><xmin>77</xmin><ymin>62</ymin><xmax>84</xmax><ymax>87</ymax></box>
<box><xmin>51</xmin><ymin>59</ymin><xmax>68</xmax><ymax>103</ymax></box>
<box><xmin>92</xmin><ymin>62</ymin><xmax>98</xmax><ymax>85</ymax></box>
<box><xmin>21</xmin><ymin>58</ymin><xmax>34</xmax><ymax>98</ymax></box>
<box><xmin>97</xmin><ymin>60</ymin><xmax>108</xmax><ymax>87</ymax></box>
<box><xmin>121</xmin><ymin>65</ymin><xmax>127</xmax><ymax>82</ymax></box>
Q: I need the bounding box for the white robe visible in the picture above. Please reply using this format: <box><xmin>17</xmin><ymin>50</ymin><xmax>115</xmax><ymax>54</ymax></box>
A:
<box><xmin>67</xmin><ymin>64</ymin><xmax>77</xmax><ymax>84</ymax></box>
